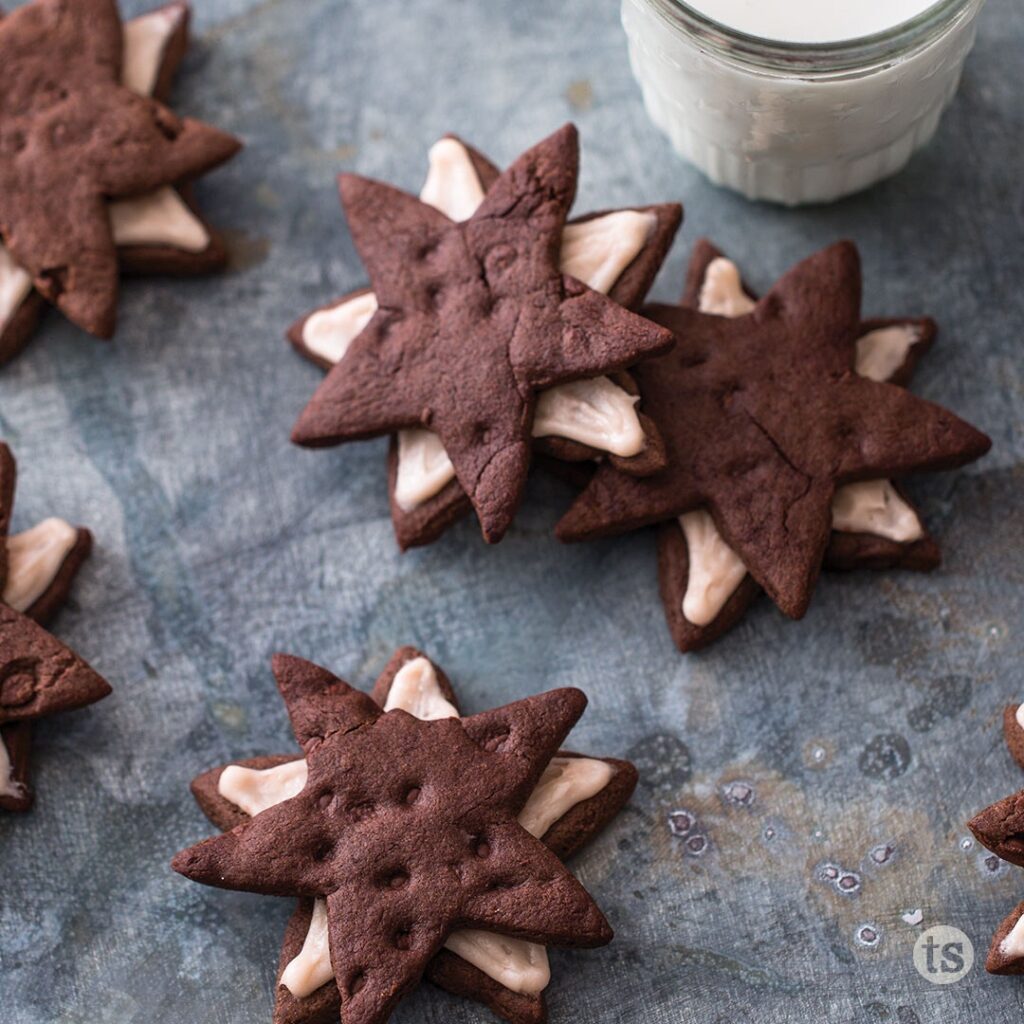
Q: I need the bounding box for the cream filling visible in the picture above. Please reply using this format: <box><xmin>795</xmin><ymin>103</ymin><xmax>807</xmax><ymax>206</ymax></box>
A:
<box><xmin>1015</xmin><ymin>703</ymin><xmax>1024</xmax><ymax>732</ymax></box>
<box><xmin>677</xmin><ymin>510</ymin><xmax>748</xmax><ymax>626</ymax></box>
<box><xmin>517</xmin><ymin>755</ymin><xmax>613</xmax><ymax>839</ymax></box>
<box><xmin>698</xmin><ymin>258</ymin><xmax>756</xmax><ymax>317</ymax></box>
<box><xmin>0</xmin><ymin>248</ymin><xmax>34</xmax><ymax>336</ymax></box>
<box><xmin>108</xmin><ymin>11</ymin><xmax>209</xmax><ymax>253</ymax></box>
<box><xmin>830</xmin><ymin>479</ymin><xmax>923</xmax><ymax>542</ymax></box>
<box><xmin>218</xmin><ymin>655</ymin><xmax>611</xmax><ymax>999</ymax></box>
<box><xmin>678</xmin><ymin>257</ymin><xmax>927</xmax><ymax>625</ymax></box>
<box><xmin>121</xmin><ymin>5</ymin><xmax>185</xmax><ymax>96</ymax></box>
<box><xmin>559</xmin><ymin>210</ymin><xmax>656</xmax><ymax>296</ymax></box>
<box><xmin>302</xmin><ymin>291</ymin><xmax>378</xmax><ymax>365</ymax></box>
<box><xmin>302</xmin><ymin>138</ymin><xmax>654</xmax><ymax>509</ymax></box>
<box><xmin>418</xmin><ymin>137</ymin><xmax>487</xmax><ymax>223</ymax></box>
<box><xmin>0</xmin><ymin>5</ymin><xmax>206</xmax><ymax>337</ymax></box>
<box><xmin>109</xmin><ymin>187</ymin><xmax>209</xmax><ymax>253</ymax></box>
<box><xmin>443</xmin><ymin>929</ymin><xmax>551</xmax><ymax>996</ymax></box>
<box><xmin>279</xmin><ymin>898</ymin><xmax>334</xmax><ymax>999</ymax></box>
<box><xmin>1001</xmin><ymin>911</ymin><xmax>1024</xmax><ymax>960</ymax></box>
<box><xmin>382</xmin><ymin>656</ymin><xmax>460</xmax><ymax>719</ymax></box>
<box><xmin>393</xmin><ymin>428</ymin><xmax>457</xmax><ymax>513</ymax></box>
<box><xmin>534</xmin><ymin>376</ymin><xmax>644</xmax><ymax>458</ymax></box>
<box><xmin>855</xmin><ymin>324</ymin><xmax>922</xmax><ymax>383</ymax></box>
<box><xmin>0</xmin><ymin>515</ymin><xmax>80</xmax><ymax>799</ymax></box>
<box><xmin>217</xmin><ymin>758</ymin><xmax>309</xmax><ymax>818</ymax></box>
<box><xmin>0</xmin><ymin>735</ymin><xmax>22</xmax><ymax>800</ymax></box>
<box><xmin>3</xmin><ymin>518</ymin><xmax>80</xmax><ymax>614</ymax></box>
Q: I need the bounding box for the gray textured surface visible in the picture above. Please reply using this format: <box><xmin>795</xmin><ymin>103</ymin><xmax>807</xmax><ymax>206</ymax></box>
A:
<box><xmin>1</xmin><ymin>0</ymin><xmax>1022</xmax><ymax>1022</ymax></box>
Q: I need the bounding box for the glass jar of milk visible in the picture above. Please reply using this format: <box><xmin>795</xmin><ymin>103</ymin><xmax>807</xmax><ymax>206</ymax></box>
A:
<box><xmin>622</xmin><ymin>0</ymin><xmax>985</xmax><ymax>204</ymax></box>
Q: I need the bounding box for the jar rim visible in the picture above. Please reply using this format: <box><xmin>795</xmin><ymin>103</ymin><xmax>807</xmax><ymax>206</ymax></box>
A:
<box><xmin>645</xmin><ymin>0</ymin><xmax>979</xmax><ymax>72</ymax></box>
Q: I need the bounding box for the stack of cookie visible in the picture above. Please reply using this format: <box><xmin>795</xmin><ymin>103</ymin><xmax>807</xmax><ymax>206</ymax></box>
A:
<box><xmin>0</xmin><ymin>0</ymin><xmax>243</xmax><ymax>809</ymax></box>
<box><xmin>289</xmin><ymin>124</ymin><xmax>680</xmax><ymax>547</ymax></box>
<box><xmin>968</xmin><ymin>708</ymin><xmax>1024</xmax><ymax>976</ymax></box>
<box><xmin>287</xmin><ymin>123</ymin><xmax>991</xmax><ymax>654</ymax></box>
<box><xmin>0</xmin><ymin>0</ymin><xmax>240</xmax><ymax>361</ymax></box>
<box><xmin>175</xmin><ymin>648</ymin><xmax>638</xmax><ymax>1024</ymax></box>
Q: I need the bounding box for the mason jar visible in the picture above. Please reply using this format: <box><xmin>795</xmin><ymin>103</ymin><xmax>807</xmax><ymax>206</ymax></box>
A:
<box><xmin>621</xmin><ymin>0</ymin><xmax>986</xmax><ymax>205</ymax></box>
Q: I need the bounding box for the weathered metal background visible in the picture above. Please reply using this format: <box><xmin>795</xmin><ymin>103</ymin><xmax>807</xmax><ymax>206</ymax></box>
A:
<box><xmin>1</xmin><ymin>1</ymin><xmax>1022</xmax><ymax>1021</ymax></box>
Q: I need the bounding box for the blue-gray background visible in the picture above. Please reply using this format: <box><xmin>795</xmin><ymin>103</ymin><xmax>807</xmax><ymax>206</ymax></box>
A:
<box><xmin>1</xmin><ymin>1</ymin><xmax>1022</xmax><ymax>1022</ymax></box>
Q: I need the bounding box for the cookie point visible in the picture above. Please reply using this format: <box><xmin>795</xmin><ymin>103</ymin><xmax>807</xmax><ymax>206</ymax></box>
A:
<box><xmin>965</xmin><ymin>812</ymin><xmax>989</xmax><ymax>846</ymax></box>
<box><xmin>289</xmin><ymin>406</ymin><xmax>324</xmax><ymax>446</ymax></box>
<box><xmin>59</xmin><ymin>287</ymin><xmax>118</xmax><ymax>340</ymax></box>
<box><xmin>170</xmin><ymin>847</ymin><xmax>198</xmax><ymax>877</ymax></box>
<box><xmin>270</xmin><ymin>652</ymin><xmax>300</xmax><ymax>676</ymax></box>
<box><xmin>474</xmin><ymin>442</ymin><xmax>530</xmax><ymax>543</ymax></box>
<box><xmin>476</xmin><ymin>498</ymin><xmax>515</xmax><ymax>544</ymax></box>
<box><xmin>554</xmin><ymin>121</ymin><xmax>579</xmax><ymax>144</ymax></box>
<box><xmin>558</xmin><ymin>686</ymin><xmax>588</xmax><ymax>715</ymax></box>
<box><xmin>337</xmin><ymin>172</ymin><xmax>367</xmax><ymax>207</ymax></box>
<box><xmin>828</xmin><ymin>238</ymin><xmax>861</xmax><ymax>274</ymax></box>
<box><xmin>553</xmin><ymin>513</ymin><xmax>583</xmax><ymax>544</ymax></box>
<box><xmin>576</xmin><ymin>902</ymin><xmax>614</xmax><ymax>947</ymax></box>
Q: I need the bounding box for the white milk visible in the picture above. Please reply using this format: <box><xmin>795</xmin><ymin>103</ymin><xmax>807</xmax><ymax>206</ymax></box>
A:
<box><xmin>622</xmin><ymin>0</ymin><xmax>985</xmax><ymax>204</ymax></box>
<box><xmin>685</xmin><ymin>0</ymin><xmax>938</xmax><ymax>45</ymax></box>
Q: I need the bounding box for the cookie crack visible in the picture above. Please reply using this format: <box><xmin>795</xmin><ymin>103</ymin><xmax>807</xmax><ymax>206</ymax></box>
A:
<box><xmin>742</xmin><ymin>411</ymin><xmax>815</xmax><ymax>533</ymax></box>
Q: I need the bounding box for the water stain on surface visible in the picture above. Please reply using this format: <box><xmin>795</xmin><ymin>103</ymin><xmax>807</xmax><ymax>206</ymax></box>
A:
<box><xmin>868</xmin><ymin>842</ymin><xmax>897</xmax><ymax>868</ymax></box>
<box><xmin>629</xmin><ymin>733</ymin><xmax>693</xmax><ymax>793</ymax></box>
<box><xmin>906</xmin><ymin>674</ymin><xmax>972</xmax><ymax>732</ymax></box>
<box><xmin>858</xmin><ymin>733</ymin><xmax>912</xmax><ymax>780</ymax></box>
<box><xmin>978</xmin><ymin>851</ymin><xmax>1006</xmax><ymax>878</ymax></box>
<box><xmin>666</xmin><ymin>809</ymin><xmax>711</xmax><ymax>857</ymax></box>
<box><xmin>211</xmin><ymin>700</ymin><xmax>247</xmax><ymax>732</ymax></box>
<box><xmin>856</xmin><ymin>614</ymin><xmax>929</xmax><ymax>670</ymax></box>
<box><xmin>307</xmin><ymin>142</ymin><xmax>359</xmax><ymax>166</ymax></box>
<box><xmin>565</xmin><ymin>79</ymin><xmax>594</xmax><ymax>111</ymax></box>
<box><xmin>223</xmin><ymin>229</ymin><xmax>271</xmax><ymax>272</ymax></box>
<box><xmin>803</xmin><ymin>738</ymin><xmax>834</xmax><ymax>770</ymax></box>
<box><xmin>817</xmin><ymin>861</ymin><xmax>861</xmax><ymax>896</ymax></box>
<box><xmin>865</xmin><ymin>1002</ymin><xmax>922</xmax><ymax>1023</ymax></box>
<box><xmin>721</xmin><ymin>780</ymin><xmax>756</xmax><ymax>807</ymax></box>
<box><xmin>202</xmin><ymin>0</ymin><xmax>293</xmax><ymax>41</ymax></box>
<box><xmin>254</xmin><ymin>182</ymin><xmax>282</xmax><ymax>209</ymax></box>
<box><xmin>854</xmin><ymin>922</ymin><xmax>882</xmax><ymax>947</ymax></box>
<box><xmin>642</xmin><ymin>752</ymin><xmax>969</xmax><ymax>967</ymax></box>
<box><xmin>667</xmin><ymin>809</ymin><xmax>697</xmax><ymax>837</ymax></box>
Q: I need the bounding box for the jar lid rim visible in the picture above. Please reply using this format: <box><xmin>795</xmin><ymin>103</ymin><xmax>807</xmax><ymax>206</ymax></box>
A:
<box><xmin>649</xmin><ymin>0</ymin><xmax>976</xmax><ymax>70</ymax></box>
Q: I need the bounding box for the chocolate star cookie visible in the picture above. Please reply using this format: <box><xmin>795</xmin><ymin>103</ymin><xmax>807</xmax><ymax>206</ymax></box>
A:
<box><xmin>289</xmin><ymin>133</ymin><xmax>680</xmax><ymax>549</ymax></box>
<box><xmin>654</xmin><ymin>239</ymin><xmax>945</xmax><ymax>651</ymax></box>
<box><xmin>176</xmin><ymin>647</ymin><xmax>636</xmax><ymax>1024</ymax></box>
<box><xmin>290</xmin><ymin>124</ymin><xmax>676</xmax><ymax>544</ymax></box>
<box><xmin>0</xmin><ymin>0</ymin><xmax>241</xmax><ymax>363</ymax></box>
<box><xmin>1004</xmin><ymin>703</ymin><xmax>1024</xmax><ymax>772</ymax></box>
<box><xmin>557</xmin><ymin>239</ymin><xmax>991</xmax><ymax>634</ymax></box>
<box><xmin>0</xmin><ymin>443</ymin><xmax>111</xmax><ymax>811</ymax></box>
<box><xmin>969</xmin><ymin>788</ymin><xmax>1024</xmax><ymax>972</ymax></box>
<box><xmin>966</xmin><ymin>709</ymin><xmax>1024</xmax><ymax>974</ymax></box>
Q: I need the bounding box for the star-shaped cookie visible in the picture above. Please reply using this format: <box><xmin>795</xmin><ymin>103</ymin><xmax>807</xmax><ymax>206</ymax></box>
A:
<box><xmin>968</xmin><ymin>717</ymin><xmax>1024</xmax><ymax>974</ymax></box>
<box><xmin>1004</xmin><ymin>703</ymin><xmax>1024</xmax><ymax>772</ymax></box>
<box><xmin>290</xmin><ymin>124</ymin><xmax>676</xmax><ymax>544</ymax></box>
<box><xmin>288</xmin><ymin>133</ymin><xmax>680</xmax><ymax>549</ymax></box>
<box><xmin>0</xmin><ymin>443</ymin><xmax>111</xmax><ymax>811</ymax></box>
<box><xmin>557</xmin><ymin>240</ymin><xmax>991</xmax><ymax>626</ymax></box>
<box><xmin>176</xmin><ymin>647</ymin><xmax>636</xmax><ymax>1024</ymax></box>
<box><xmin>655</xmin><ymin>239</ymin><xmax>945</xmax><ymax>651</ymax></box>
<box><xmin>0</xmin><ymin>0</ymin><xmax>240</xmax><ymax>362</ymax></box>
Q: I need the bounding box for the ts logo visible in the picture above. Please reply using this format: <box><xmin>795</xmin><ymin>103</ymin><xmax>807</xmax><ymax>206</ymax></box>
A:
<box><xmin>913</xmin><ymin>926</ymin><xmax>974</xmax><ymax>984</ymax></box>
